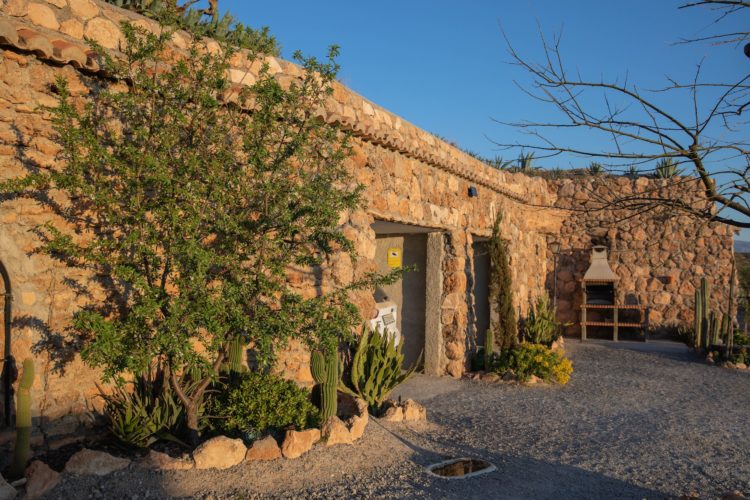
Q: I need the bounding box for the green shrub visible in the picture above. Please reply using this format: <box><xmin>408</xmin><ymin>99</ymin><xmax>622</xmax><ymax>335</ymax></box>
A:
<box><xmin>733</xmin><ymin>330</ymin><xmax>750</xmax><ymax>346</ymax></box>
<box><xmin>209</xmin><ymin>372</ymin><xmax>319</xmax><ymax>436</ymax></box>
<box><xmin>524</xmin><ymin>294</ymin><xmax>564</xmax><ymax>346</ymax></box>
<box><xmin>340</xmin><ymin>326</ymin><xmax>420</xmax><ymax>414</ymax></box>
<box><xmin>492</xmin><ymin>343</ymin><xmax>572</xmax><ymax>384</ymax></box>
<box><xmin>103</xmin><ymin>0</ymin><xmax>280</xmax><ymax>56</ymax></box>
<box><xmin>731</xmin><ymin>347</ymin><xmax>748</xmax><ymax>365</ymax></box>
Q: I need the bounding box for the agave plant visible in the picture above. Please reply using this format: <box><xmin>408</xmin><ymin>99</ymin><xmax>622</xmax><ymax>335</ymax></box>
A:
<box><xmin>523</xmin><ymin>294</ymin><xmax>569</xmax><ymax>346</ymax></box>
<box><xmin>654</xmin><ymin>158</ymin><xmax>679</xmax><ymax>178</ymax></box>
<box><xmin>98</xmin><ymin>377</ymin><xmax>189</xmax><ymax>448</ymax></box>
<box><xmin>626</xmin><ymin>164</ymin><xmax>640</xmax><ymax>177</ymax></box>
<box><xmin>516</xmin><ymin>151</ymin><xmax>536</xmax><ymax>171</ymax></box>
<box><xmin>340</xmin><ymin>325</ymin><xmax>420</xmax><ymax>414</ymax></box>
<box><xmin>588</xmin><ymin>162</ymin><xmax>604</xmax><ymax>175</ymax></box>
<box><xmin>487</xmin><ymin>155</ymin><xmax>514</xmax><ymax>170</ymax></box>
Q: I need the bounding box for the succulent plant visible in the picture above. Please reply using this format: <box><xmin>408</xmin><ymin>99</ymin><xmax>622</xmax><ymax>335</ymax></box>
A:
<box><xmin>588</xmin><ymin>162</ymin><xmax>604</xmax><ymax>175</ymax></box>
<box><xmin>340</xmin><ymin>325</ymin><xmax>420</xmax><ymax>414</ymax></box>
<box><xmin>517</xmin><ymin>152</ymin><xmax>535</xmax><ymax>171</ymax></box>
<box><xmin>654</xmin><ymin>158</ymin><xmax>679</xmax><ymax>178</ymax></box>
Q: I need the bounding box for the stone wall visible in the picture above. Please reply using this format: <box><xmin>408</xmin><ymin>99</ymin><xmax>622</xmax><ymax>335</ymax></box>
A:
<box><xmin>0</xmin><ymin>0</ymin><xmax>562</xmax><ymax>434</ymax></box>
<box><xmin>549</xmin><ymin>175</ymin><xmax>736</xmax><ymax>337</ymax></box>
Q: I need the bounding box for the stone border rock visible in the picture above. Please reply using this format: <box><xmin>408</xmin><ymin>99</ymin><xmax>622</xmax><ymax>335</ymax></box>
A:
<box><xmin>21</xmin><ymin>393</ymin><xmax>373</xmax><ymax>489</ymax></box>
<box><xmin>63</xmin><ymin>448</ymin><xmax>130</xmax><ymax>476</ymax></box>
<box><xmin>379</xmin><ymin>399</ymin><xmax>427</xmax><ymax>423</ymax></box>
<box><xmin>468</xmin><ymin>370</ymin><xmax>547</xmax><ymax>386</ymax></box>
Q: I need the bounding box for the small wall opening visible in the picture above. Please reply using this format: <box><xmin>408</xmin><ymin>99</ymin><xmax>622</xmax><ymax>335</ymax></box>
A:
<box><xmin>371</xmin><ymin>221</ymin><xmax>437</xmax><ymax>370</ymax></box>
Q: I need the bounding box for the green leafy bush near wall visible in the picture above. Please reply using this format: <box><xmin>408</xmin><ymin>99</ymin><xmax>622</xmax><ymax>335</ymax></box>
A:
<box><xmin>103</xmin><ymin>0</ymin><xmax>280</xmax><ymax>55</ymax></box>
<box><xmin>208</xmin><ymin>372</ymin><xmax>319</xmax><ymax>437</ymax></box>
<box><xmin>491</xmin><ymin>343</ymin><xmax>572</xmax><ymax>384</ymax></box>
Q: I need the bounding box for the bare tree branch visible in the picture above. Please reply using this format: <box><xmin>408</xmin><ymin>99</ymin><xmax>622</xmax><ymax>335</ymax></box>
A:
<box><xmin>498</xmin><ymin>4</ymin><xmax>750</xmax><ymax>227</ymax></box>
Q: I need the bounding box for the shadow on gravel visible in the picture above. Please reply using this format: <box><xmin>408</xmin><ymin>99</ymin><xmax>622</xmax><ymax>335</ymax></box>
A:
<box><xmin>582</xmin><ymin>339</ymin><xmax>704</xmax><ymax>366</ymax></box>
<box><xmin>375</xmin><ymin>417</ymin><xmax>665</xmax><ymax>498</ymax></box>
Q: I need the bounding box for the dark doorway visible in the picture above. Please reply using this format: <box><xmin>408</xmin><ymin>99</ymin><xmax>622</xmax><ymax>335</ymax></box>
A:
<box><xmin>472</xmin><ymin>239</ymin><xmax>490</xmax><ymax>347</ymax></box>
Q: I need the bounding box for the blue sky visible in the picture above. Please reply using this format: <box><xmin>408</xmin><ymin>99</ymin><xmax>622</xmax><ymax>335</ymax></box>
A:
<box><xmin>220</xmin><ymin>0</ymin><xmax>748</xmax><ymax>237</ymax></box>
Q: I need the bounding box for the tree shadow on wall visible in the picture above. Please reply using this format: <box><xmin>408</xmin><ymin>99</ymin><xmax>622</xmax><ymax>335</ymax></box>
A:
<box><xmin>2</xmin><ymin>73</ymin><xmax>129</xmax><ymax>379</ymax></box>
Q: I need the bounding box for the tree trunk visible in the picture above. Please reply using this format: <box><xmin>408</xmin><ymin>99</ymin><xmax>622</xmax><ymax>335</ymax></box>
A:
<box><xmin>186</xmin><ymin>404</ymin><xmax>200</xmax><ymax>447</ymax></box>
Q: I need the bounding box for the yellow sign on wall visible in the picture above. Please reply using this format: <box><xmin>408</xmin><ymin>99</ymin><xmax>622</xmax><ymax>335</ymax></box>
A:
<box><xmin>387</xmin><ymin>247</ymin><xmax>402</xmax><ymax>268</ymax></box>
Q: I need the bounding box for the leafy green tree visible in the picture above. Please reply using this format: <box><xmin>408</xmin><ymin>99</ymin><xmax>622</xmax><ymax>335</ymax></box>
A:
<box><xmin>1</xmin><ymin>23</ymin><xmax>395</xmax><ymax>443</ymax></box>
<box><xmin>488</xmin><ymin>213</ymin><xmax>517</xmax><ymax>351</ymax></box>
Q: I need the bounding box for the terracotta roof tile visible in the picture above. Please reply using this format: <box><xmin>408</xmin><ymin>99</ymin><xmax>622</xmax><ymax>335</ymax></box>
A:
<box><xmin>0</xmin><ymin>18</ymin><xmax>19</xmax><ymax>47</ymax></box>
<box><xmin>51</xmin><ymin>40</ymin><xmax>87</xmax><ymax>68</ymax></box>
<box><xmin>16</xmin><ymin>28</ymin><xmax>54</xmax><ymax>58</ymax></box>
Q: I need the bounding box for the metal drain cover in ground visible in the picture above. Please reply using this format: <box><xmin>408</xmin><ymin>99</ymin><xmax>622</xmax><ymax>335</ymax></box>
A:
<box><xmin>426</xmin><ymin>458</ymin><xmax>496</xmax><ymax>479</ymax></box>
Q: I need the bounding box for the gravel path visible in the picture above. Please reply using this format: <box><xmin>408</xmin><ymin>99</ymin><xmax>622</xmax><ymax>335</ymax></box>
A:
<box><xmin>49</xmin><ymin>340</ymin><xmax>750</xmax><ymax>499</ymax></box>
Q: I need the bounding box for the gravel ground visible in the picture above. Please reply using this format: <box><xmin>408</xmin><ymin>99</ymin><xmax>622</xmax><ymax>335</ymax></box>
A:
<box><xmin>48</xmin><ymin>340</ymin><xmax>750</xmax><ymax>499</ymax></box>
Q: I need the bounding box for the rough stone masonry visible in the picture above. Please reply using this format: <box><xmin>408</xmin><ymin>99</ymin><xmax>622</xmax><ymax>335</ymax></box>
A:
<box><xmin>0</xmin><ymin>0</ymin><xmax>735</xmax><ymax>437</ymax></box>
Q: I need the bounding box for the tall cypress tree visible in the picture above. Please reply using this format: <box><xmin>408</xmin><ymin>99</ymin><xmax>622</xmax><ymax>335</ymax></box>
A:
<box><xmin>489</xmin><ymin>213</ymin><xmax>517</xmax><ymax>352</ymax></box>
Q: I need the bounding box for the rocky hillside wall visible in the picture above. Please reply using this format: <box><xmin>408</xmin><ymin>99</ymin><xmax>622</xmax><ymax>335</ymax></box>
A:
<box><xmin>0</xmin><ymin>0</ymin><xmax>562</xmax><ymax>434</ymax></box>
<box><xmin>549</xmin><ymin>176</ymin><xmax>736</xmax><ymax>336</ymax></box>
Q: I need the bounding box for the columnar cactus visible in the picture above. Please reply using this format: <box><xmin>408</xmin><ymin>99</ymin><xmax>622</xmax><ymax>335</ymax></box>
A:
<box><xmin>311</xmin><ymin>349</ymin><xmax>340</xmax><ymax>421</ymax></box>
<box><xmin>693</xmin><ymin>276</ymin><xmax>733</xmax><ymax>351</ymax></box>
<box><xmin>11</xmin><ymin>358</ymin><xmax>34</xmax><ymax>477</ymax></box>
<box><xmin>484</xmin><ymin>329</ymin><xmax>495</xmax><ymax>370</ymax></box>
<box><xmin>694</xmin><ymin>288</ymin><xmax>703</xmax><ymax>350</ymax></box>
<box><xmin>701</xmin><ymin>277</ymin><xmax>710</xmax><ymax>349</ymax></box>
<box><xmin>227</xmin><ymin>337</ymin><xmax>245</xmax><ymax>374</ymax></box>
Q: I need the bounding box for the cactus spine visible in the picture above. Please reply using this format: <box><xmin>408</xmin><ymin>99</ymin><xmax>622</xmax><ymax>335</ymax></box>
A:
<box><xmin>484</xmin><ymin>329</ymin><xmax>495</xmax><ymax>370</ymax></box>
<box><xmin>311</xmin><ymin>349</ymin><xmax>339</xmax><ymax>421</ymax></box>
<box><xmin>11</xmin><ymin>358</ymin><xmax>34</xmax><ymax>477</ymax></box>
